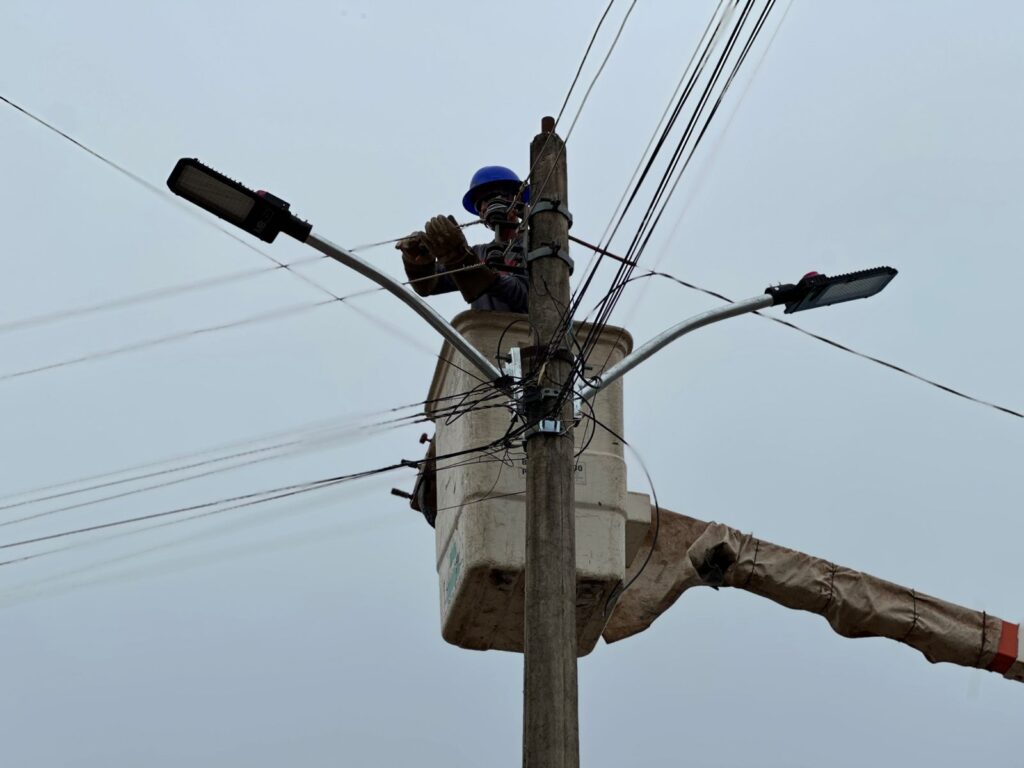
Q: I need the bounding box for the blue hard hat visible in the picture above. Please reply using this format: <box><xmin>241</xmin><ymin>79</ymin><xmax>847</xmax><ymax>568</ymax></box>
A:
<box><xmin>462</xmin><ymin>165</ymin><xmax>530</xmax><ymax>214</ymax></box>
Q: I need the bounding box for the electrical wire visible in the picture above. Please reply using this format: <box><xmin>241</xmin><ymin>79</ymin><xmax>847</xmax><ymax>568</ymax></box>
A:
<box><xmin>0</xmin><ymin>369</ymin><xmax>516</xmax><ymax>516</ymax></box>
<box><xmin>0</xmin><ymin>402</ymin><xmax>420</xmax><ymax>506</ymax></box>
<box><xmin>481</xmin><ymin>0</ymin><xmax>640</xmax><ymax>271</ymax></box>
<box><xmin>0</xmin><ymin>91</ymin><xmax>495</xmax><ymax>391</ymax></box>
<box><xmin>0</xmin><ymin>298</ymin><xmax>338</xmax><ymax>383</ymax></box>
<box><xmin>0</xmin><ymin>93</ymin><xmax>320</xmax><ymax>281</ymax></box>
<box><xmin>620</xmin><ymin>0</ymin><xmax>794</xmax><ymax>312</ymax></box>
<box><xmin>0</xmin><ymin>258</ymin><xmax>505</xmax><ymax>387</ymax></box>
<box><xmin>0</xmin><ymin>479</ymin><xmax>403</xmax><ymax>603</ymax></box>
<box><xmin>540</xmin><ymin>0</ymin><xmax>742</xmax><ymax>393</ymax></box>
<box><xmin>562</xmin><ymin>0</ymin><xmax>639</xmax><ymax>144</ymax></box>
<box><xmin>0</xmin><ymin>429</ymin><xmax>527</xmax><ymax>555</ymax></box>
<box><xmin>573</xmin><ymin>0</ymin><xmax>760</xmax><ymax>367</ymax></box>
<box><xmin>0</xmin><ymin>452</ymin><xmax>520</xmax><ymax>572</ymax></box>
<box><xmin>567</xmin><ymin>0</ymin><xmax>739</xmax><ymax>321</ymax></box>
<box><xmin>0</xmin><ymin>474</ymin><xmax>375</xmax><ymax>552</ymax></box>
<box><xmin>0</xmin><ymin>230</ymin><xmax>485</xmax><ymax>340</ymax></box>
<box><xmin>0</xmin><ymin>429</ymin><xmax>383</xmax><ymax>529</ymax></box>
<box><xmin>576</xmin><ymin>0</ymin><xmax>779</xmax><ymax>389</ymax></box>
<box><xmin>581</xmin><ymin>410</ymin><xmax>661</xmax><ymax>613</ymax></box>
<box><xmin>568</xmin><ymin>234</ymin><xmax>1024</xmax><ymax>421</ymax></box>
<box><xmin>555</xmin><ymin>0</ymin><xmax>617</xmax><ymax>125</ymax></box>
<box><xmin>0</xmin><ymin>380</ymin><xmax>514</xmax><ymax>525</ymax></box>
<box><xmin>0</xmin><ymin>257</ymin><xmax>318</xmax><ymax>336</ymax></box>
<box><xmin>581</xmin><ymin>0</ymin><xmax>735</xmax><ymax>282</ymax></box>
<box><xmin>526</xmin><ymin>0</ymin><xmax>756</xmax><ymax>419</ymax></box>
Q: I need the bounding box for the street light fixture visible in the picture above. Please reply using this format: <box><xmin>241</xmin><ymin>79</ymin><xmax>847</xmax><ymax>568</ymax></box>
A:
<box><xmin>765</xmin><ymin>267</ymin><xmax>897</xmax><ymax>314</ymax></box>
<box><xmin>578</xmin><ymin>266</ymin><xmax>897</xmax><ymax>400</ymax></box>
<box><xmin>167</xmin><ymin>158</ymin><xmax>313</xmax><ymax>244</ymax></box>
<box><xmin>166</xmin><ymin>157</ymin><xmax>504</xmax><ymax>383</ymax></box>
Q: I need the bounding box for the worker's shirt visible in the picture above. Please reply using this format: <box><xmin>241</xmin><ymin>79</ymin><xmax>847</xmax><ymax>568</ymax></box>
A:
<box><xmin>434</xmin><ymin>239</ymin><xmax>530</xmax><ymax>313</ymax></box>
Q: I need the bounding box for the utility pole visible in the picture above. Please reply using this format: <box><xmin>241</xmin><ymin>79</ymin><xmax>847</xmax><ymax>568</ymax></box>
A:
<box><xmin>523</xmin><ymin>116</ymin><xmax>579</xmax><ymax>768</ymax></box>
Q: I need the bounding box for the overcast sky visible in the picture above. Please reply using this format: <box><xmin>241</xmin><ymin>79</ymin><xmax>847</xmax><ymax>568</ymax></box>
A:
<box><xmin>1</xmin><ymin>2</ymin><xmax>1022</xmax><ymax>766</ymax></box>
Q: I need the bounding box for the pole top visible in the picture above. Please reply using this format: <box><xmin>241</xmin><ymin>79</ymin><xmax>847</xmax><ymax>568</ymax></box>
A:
<box><xmin>541</xmin><ymin>116</ymin><xmax>555</xmax><ymax>133</ymax></box>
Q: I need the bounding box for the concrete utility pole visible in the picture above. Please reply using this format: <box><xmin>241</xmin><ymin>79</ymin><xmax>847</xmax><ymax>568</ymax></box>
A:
<box><xmin>523</xmin><ymin>116</ymin><xmax>579</xmax><ymax>768</ymax></box>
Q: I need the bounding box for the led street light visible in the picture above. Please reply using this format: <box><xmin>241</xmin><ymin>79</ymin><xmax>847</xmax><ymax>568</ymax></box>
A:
<box><xmin>765</xmin><ymin>267</ymin><xmax>897</xmax><ymax>314</ymax></box>
<box><xmin>166</xmin><ymin>158</ymin><xmax>312</xmax><ymax>243</ymax></box>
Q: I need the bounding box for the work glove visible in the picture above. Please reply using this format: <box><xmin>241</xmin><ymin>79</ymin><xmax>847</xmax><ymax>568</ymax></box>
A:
<box><xmin>396</xmin><ymin>231</ymin><xmax>439</xmax><ymax>296</ymax></box>
<box><xmin>422</xmin><ymin>215</ymin><xmax>472</xmax><ymax>266</ymax></box>
<box><xmin>422</xmin><ymin>215</ymin><xmax>496</xmax><ymax>302</ymax></box>
<box><xmin>396</xmin><ymin>231</ymin><xmax>433</xmax><ymax>265</ymax></box>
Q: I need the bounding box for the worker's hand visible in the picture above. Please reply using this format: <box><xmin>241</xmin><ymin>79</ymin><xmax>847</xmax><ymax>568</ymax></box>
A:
<box><xmin>422</xmin><ymin>215</ymin><xmax>471</xmax><ymax>266</ymax></box>
<box><xmin>395</xmin><ymin>232</ymin><xmax>433</xmax><ymax>265</ymax></box>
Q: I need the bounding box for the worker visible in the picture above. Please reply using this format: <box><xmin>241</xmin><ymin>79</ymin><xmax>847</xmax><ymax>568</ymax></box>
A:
<box><xmin>396</xmin><ymin>166</ymin><xmax>530</xmax><ymax>313</ymax></box>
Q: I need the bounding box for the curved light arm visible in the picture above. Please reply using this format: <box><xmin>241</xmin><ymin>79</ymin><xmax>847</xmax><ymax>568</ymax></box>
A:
<box><xmin>578</xmin><ymin>294</ymin><xmax>773</xmax><ymax>401</ymax></box>
<box><xmin>304</xmin><ymin>232</ymin><xmax>503</xmax><ymax>383</ymax></box>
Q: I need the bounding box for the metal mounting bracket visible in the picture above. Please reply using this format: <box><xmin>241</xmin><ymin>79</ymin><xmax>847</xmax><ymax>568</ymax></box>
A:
<box><xmin>527</xmin><ymin>198</ymin><xmax>573</xmax><ymax>229</ymax></box>
<box><xmin>503</xmin><ymin>346</ymin><xmax>524</xmax><ymax>419</ymax></box>
<box><xmin>502</xmin><ymin>346</ymin><xmax>523</xmax><ymax>381</ymax></box>
<box><xmin>526</xmin><ymin>243</ymin><xmax>574</xmax><ymax>273</ymax></box>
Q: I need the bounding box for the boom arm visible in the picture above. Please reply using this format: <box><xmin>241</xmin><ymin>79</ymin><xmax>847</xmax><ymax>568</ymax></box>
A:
<box><xmin>605</xmin><ymin>507</ymin><xmax>1022</xmax><ymax>684</ymax></box>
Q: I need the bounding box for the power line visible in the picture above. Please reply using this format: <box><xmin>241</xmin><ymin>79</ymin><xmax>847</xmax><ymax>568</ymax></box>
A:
<box><xmin>485</xmin><ymin>0</ymin><xmax>640</xmax><ymax>270</ymax></box>
<box><xmin>0</xmin><ymin>383</ymin><xmax>509</xmax><ymax>524</ymax></box>
<box><xmin>619</xmin><ymin>0</ymin><xmax>794</xmax><ymax>322</ymax></box>
<box><xmin>0</xmin><ymin>474</ymin><xmax>369</xmax><ymax>553</ymax></box>
<box><xmin>0</xmin><ymin>403</ymin><xmax>416</xmax><ymax>506</ymax></box>
<box><xmin>568</xmin><ymin>234</ymin><xmax>1024</xmax><ymax>421</ymax></box>
<box><xmin>0</xmin><ymin>93</ymin><xmax>316</xmax><ymax>278</ymax></box>
<box><xmin>1</xmin><ymin>397</ymin><xmax>512</xmax><ymax>531</ymax></box>
<box><xmin>583</xmin><ymin>0</ymin><xmax>735</xmax><ymax>281</ymax></box>
<box><xmin>0</xmin><ymin>372</ymin><xmax>511</xmax><ymax>521</ymax></box>
<box><xmin>0</xmin><ymin>451</ymin><xmax>520</xmax><ymax>580</ymax></box>
<box><xmin>0</xmin><ymin>299</ymin><xmax>337</xmax><ymax>383</ymax></box>
<box><xmin>0</xmin><ymin>258</ymin><xmax>309</xmax><ymax>336</ymax></box>
<box><xmin>0</xmin><ymin>425</ymin><xmax>400</xmax><ymax>529</ymax></box>
<box><xmin>554</xmin><ymin>0</ymin><xmax>617</xmax><ymax>125</ymax></box>
<box><xmin>32</xmin><ymin>454</ymin><xmax>520</xmax><ymax>573</ymax></box>
<box><xmin>562</xmin><ymin>0</ymin><xmax>639</xmax><ymax>143</ymax></box>
<box><xmin>0</xmin><ymin>91</ymin><xmax>486</xmax><ymax>374</ymax></box>
<box><xmin>555</xmin><ymin>0</ymin><xmax>743</xmax><ymax>377</ymax></box>
<box><xmin>574</xmin><ymin>0</ymin><xmax>761</xmax><ymax>365</ymax></box>
<box><xmin>0</xmin><ymin>430</ymin><xmax>526</xmax><ymax>554</ymax></box>
<box><xmin>0</xmin><ymin>478</ymin><xmax>404</xmax><ymax>599</ymax></box>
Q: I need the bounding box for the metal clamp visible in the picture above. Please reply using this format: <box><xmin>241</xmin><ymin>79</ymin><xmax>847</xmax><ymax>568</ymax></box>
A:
<box><xmin>522</xmin><ymin>386</ymin><xmax>562</xmax><ymax>403</ymax></box>
<box><xmin>527</xmin><ymin>198</ymin><xmax>573</xmax><ymax>229</ymax></box>
<box><xmin>523</xmin><ymin>419</ymin><xmax>563</xmax><ymax>439</ymax></box>
<box><xmin>526</xmin><ymin>243</ymin><xmax>575</xmax><ymax>273</ymax></box>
